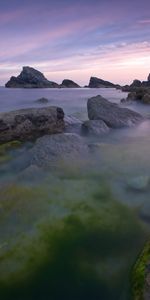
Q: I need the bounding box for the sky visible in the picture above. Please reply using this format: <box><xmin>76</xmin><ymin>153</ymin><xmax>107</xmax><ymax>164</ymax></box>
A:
<box><xmin>0</xmin><ymin>0</ymin><xmax>150</xmax><ymax>86</ymax></box>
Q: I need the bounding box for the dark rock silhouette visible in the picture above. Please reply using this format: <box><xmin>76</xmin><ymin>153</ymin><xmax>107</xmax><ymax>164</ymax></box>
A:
<box><xmin>60</xmin><ymin>79</ymin><xmax>80</xmax><ymax>88</ymax></box>
<box><xmin>5</xmin><ymin>66</ymin><xmax>59</xmax><ymax>88</ymax></box>
<box><xmin>88</xmin><ymin>77</ymin><xmax>117</xmax><ymax>88</ymax></box>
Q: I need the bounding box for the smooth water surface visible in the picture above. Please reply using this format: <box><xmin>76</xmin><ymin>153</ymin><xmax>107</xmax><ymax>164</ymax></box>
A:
<box><xmin>0</xmin><ymin>88</ymin><xmax>150</xmax><ymax>300</ymax></box>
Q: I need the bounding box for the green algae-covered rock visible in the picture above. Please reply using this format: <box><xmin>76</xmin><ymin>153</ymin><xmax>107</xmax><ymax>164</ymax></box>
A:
<box><xmin>0</xmin><ymin>177</ymin><xmax>144</xmax><ymax>300</ymax></box>
<box><xmin>0</xmin><ymin>140</ymin><xmax>22</xmax><ymax>164</ymax></box>
<box><xmin>132</xmin><ymin>242</ymin><xmax>150</xmax><ymax>300</ymax></box>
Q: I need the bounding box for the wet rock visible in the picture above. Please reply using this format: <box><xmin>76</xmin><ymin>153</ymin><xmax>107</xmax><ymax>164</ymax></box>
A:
<box><xmin>82</xmin><ymin>120</ymin><xmax>109</xmax><ymax>136</ymax></box>
<box><xmin>88</xmin><ymin>77</ymin><xmax>117</xmax><ymax>88</ymax></box>
<box><xmin>35</xmin><ymin>97</ymin><xmax>49</xmax><ymax>104</ymax></box>
<box><xmin>126</xmin><ymin>176</ymin><xmax>150</xmax><ymax>192</ymax></box>
<box><xmin>60</xmin><ymin>79</ymin><xmax>80</xmax><ymax>88</ymax></box>
<box><xmin>64</xmin><ymin>115</ymin><xmax>82</xmax><ymax>133</ymax></box>
<box><xmin>87</xmin><ymin>95</ymin><xmax>143</xmax><ymax>128</ymax></box>
<box><xmin>30</xmin><ymin>133</ymin><xmax>89</xmax><ymax>168</ymax></box>
<box><xmin>5</xmin><ymin>66</ymin><xmax>59</xmax><ymax>88</ymax></box>
<box><xmin>0</xmin><ymin>106</ymin><xmax>64</xmax><ymax>143</ymax></box>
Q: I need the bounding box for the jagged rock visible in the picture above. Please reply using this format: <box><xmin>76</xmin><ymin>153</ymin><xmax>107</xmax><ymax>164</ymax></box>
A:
<box><xmin>87</xmin><ymin>95</ymin><xmax>143</xmax><ymax>128</ymax></box>
<box><xmin>5</xmin><ymin>66</ymin><xmax>59</xmax><ymax>88</ymax></box>
<box><xmin>0</xmin><ymin>106</ymin><xmax>64</xmax><ymax>143</ymax></box>
<box><xmin>88</xmin><ymin>77</ymin><xmax>117</xmax><ymax>88</ymax></box>
<box><xmin>30</xmin><ymin>133</ymin><xmax>89</xmax><ymax>168</ymax></box>
<box><xmin>35</xmin><ymin>97</ymin><xmax>49</xmax><ymax>104</ymax></box>
<box><xmin>82</xmin><ymin>120</ymin><xmax>109</xmax><ymax>136</ymax></box>
<box><xmin>130</xmin><ymin>79</ymin><xmax>142</xmax><ymax>88</ymax></box>
<box><xmin>60</xmin><ymin>79</ymin><xmax>80</xmax><ymax>88</ymax></box>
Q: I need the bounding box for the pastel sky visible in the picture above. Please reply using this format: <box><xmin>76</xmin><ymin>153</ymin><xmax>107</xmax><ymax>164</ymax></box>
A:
<box><xmin>0</xmin><ymin>0</ymin><xmax>150</xmax><ymax>85</ymax></box>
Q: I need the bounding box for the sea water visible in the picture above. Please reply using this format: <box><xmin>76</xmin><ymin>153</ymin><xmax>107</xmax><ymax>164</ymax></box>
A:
<box><xmin>0</xmin><ymin>87</ymin><xmax>150</xmax><ymax>300</ymax></box>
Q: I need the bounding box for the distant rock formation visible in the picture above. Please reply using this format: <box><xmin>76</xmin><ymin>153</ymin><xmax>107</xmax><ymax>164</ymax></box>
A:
<box><xmin>5</xmin><ymin>66</ymin><xmax>59</xmax><ymax>88</ymax></box>
<box><xmin>60</xmin><ymin>79</ymin><xmax>80</xmax><ymax>88</ymax></box>
<box><xmin>122</xmin><ymin>73</ymin><xmax>150</xmax><ymax>92</ymax></box>
<box><xmin>148</xmin><ymin>74</ymin><xmax>150</xmax><ymax>81</ymax></box>
<box><xmin>88</xmin><ymin>77</ymin><xmax>117</xmax><ymax>88</ymax></box>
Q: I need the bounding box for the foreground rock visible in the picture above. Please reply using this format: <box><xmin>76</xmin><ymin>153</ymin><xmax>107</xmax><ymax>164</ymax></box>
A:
<box><xmin>132</xmin><ymin>242</ymin><xmax>150</xmax><ymax>300</ymax></box>
<box><xmin>88</xmin><ymin>95</ymin><xmax>143</xmax><ymax>128</ymax></box>
<box><xmin>88</xmin><ymin>77</ymin><xmax>118</xmax><ymax>88</ymax></box>
<box><xmin>5</xmin><ymin>66</ymin><xmax>59</xmax><ymax>88</ymax></box>
<box><xmin>60</xmin><ymin>79</ymin><xmax>80</xmax><ymax>88</ymax></box>
<box><xmin>0</xmin><ymin>106</ymin><xmax>64</xmax><ymax>143</ymax></box>
<box><xmin>82</xmin><ymin>120</ymin><xmax>109</xmax><ymax>136</ymax></box>
<box><xmin>30</xmin><ymin>133</ymin><xmax>89</xmax><ymax>168</ymax></box>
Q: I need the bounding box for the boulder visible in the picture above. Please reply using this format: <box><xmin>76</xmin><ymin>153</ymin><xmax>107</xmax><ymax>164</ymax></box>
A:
<box><xmin>87</xmin><ymin>95</ymin><xmax>143</xmax><ymax>128</ymax></box>
<box><xmin>30</xmin><ymin>133</ymin><xmax>89</xmax><ymax>168</ymax></box>
<box><xmin>0</xmin><ymin>106</ymin><xmax>64</xmax><ymax>143</ymax></box>
<box><xmin>60</xmin><ymin>79</ymin><xmax>80</xmax><ymax>88</ymax></box>
<box><xmin>35</xmin><ymin>97</ymin><xmax>49</xmax><ymax>104</ymax></box>
<box><xmin>88</xmin><ymin>77</ymin><xmax>117</xmax><ymax>88</ymax></box>
<box><xmin>142</xmin><ymin>94</ymin><xmax>150</xmax><ymax>104</ymax></box>
<box><xmin>5</xmin><ymin>66</ymin><xmax>59</xmax><ymax>88</ymax></box>
<box><xmin>82</xmin><ymin>120</ymin><xmax>109</xmax><ymax>136</ymax></box>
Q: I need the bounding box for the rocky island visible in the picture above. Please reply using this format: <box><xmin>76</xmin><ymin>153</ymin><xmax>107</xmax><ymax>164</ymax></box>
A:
<box><xmin>5</xmin><ymin>66</ymin><xmax>59</xmax><ymax>88</ymax></box>
<box><xmin>88</xmin><ymin>76</ymin><xmax>118</xmax><ymax>88</ymax></box>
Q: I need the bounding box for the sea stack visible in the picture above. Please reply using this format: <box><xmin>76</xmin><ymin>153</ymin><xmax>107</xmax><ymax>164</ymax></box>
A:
<box><xmin>88</xmin><ymin>77</ymin><xmax>117</xmax><ymax>88</ymax></box>
<box><xmin>5</xmin><ymin>66</ymin><xmax>59</xmax><ymax>88</ymax></box>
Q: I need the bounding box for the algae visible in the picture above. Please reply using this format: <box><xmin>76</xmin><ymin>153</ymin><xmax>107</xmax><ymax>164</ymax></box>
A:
<box><xmin>132</xmin><ymin>241</ymin><xmax>150</xmax><ymax>300</ymax></box>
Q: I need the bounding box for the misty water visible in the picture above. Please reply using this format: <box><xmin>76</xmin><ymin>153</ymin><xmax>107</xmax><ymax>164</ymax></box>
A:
<box><xmin>1</xmin><ymin>87</ymin><xmax>150</xmax><ymax>300</ymax></box>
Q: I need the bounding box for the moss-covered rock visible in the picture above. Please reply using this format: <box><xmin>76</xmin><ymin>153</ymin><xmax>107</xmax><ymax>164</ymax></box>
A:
<box><xmin>0</xmin><ymin>178</ymin><xmax>144</xmax><ymax>300</ymax></box>
<box><xmin>131</xmin><ymin>242</ymin><xmax>150</xmax><ymax>300</ymax></box>
<box><xmin>0</xmin><ymin>140</ymin><xmax>22</xmax><ymax>164</ymax></box>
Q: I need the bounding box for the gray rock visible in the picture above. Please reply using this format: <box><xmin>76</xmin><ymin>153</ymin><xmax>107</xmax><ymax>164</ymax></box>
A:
<box><xmin>5</xmin><ymin>66</ymin><xmax>59</xmax><ymax>88</ymax></box>
<box><xmin>0</xmin><ymin>106</ymin><xmax>64</xmax><ymax>143</ymax></box>
<box><xmin>82</xmin><ymin>120</ymin><xmax>109</xmax><ymax>136</ymax></box>
<box><xmin>88</xmin><ymin>77</ymin><xmax>117</xmax><ymax>88</ymax></box>
<box><xmin>130</xmin><ymin>79</ymin><xmax>142</xmax><ymax>88</ymax></box>
<box><xmin>87</xmin><ymin>95</ymin><xmax>143</xmax><ymax>128</ymax></box>
<box><xmin>30</xmin><ymin>133</ymin><xmax>89</xmax><ymax>168</ymax></box>
<box><xmin>142</xmin><ymin>94</ymin><xmax>150</xmax><ymax>104</ymax></box>
<box><xmin>126</xmin><ymin>176</ymin><xmax>150</xmax><ymax>192</ymax></box>
<box><xmin>60</xmin><ymin>79</ymin><xmax>80</xmax><ymax>88</ymax></box>
<box><xmin>64</xmin><ymin>115</ymin><xmax>82</xmax><ymax>133</ymax></box>
<box><xmin>35</xmin><ymin>97</ymin><xmax>49</xmax><ymax>104</ymax></box>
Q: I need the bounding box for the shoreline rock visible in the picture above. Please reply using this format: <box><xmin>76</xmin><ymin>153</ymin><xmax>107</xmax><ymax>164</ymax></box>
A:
<box><xmin>0</xmin><ymin>106</ymin><xmax>64</xmax><ymax>143</ymax></box>
<box><xmin>88</xmin><ymin>76</ymin><xmax>118</xmax><ymax>88</ymax></box>
<box><xmin>87</xmin><ymin>95</ymin><xmax>143</xmax><ymax>128</ymax></box>
<box><xmin>60</xmin><ymin>79</ymin><xmax>80</xmax><ymax>88</ymax></box>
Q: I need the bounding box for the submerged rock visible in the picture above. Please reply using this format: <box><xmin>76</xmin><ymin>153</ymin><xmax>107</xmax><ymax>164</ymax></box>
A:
<box><xmin>0</xmin><ymin>106</ymin><xmax>64</xmax><ymax>143</ymax></box>
<box><xmin>126</xmin><ymin>176</ymin><xmax>150</xmax><ymax>192</ymax></box>
<box><xmin>88</xmin><ymin>77</ymin><xmax>117</xmax><ymax>88</ymax></box>
<box><xmin>87</xmin><ymin>95</ymin><xmax>143</xmax><ymax>128</ymax></box>
<box><xmin>30</xmin><ymin>133</ymin><xmax>89</xmax><ymax>168</ymax></box>
<box><xmin>35</xmin><ymin>97</ymin><xmax>49</xmax><ymax>104</ymax></box>
<box><xmin>60</xmin><ymin>79</ymin><xmax>80</xmax><ymax>88</ymax></box>
<box><xmin>82</xmin><ymin>120</ymin><xmax>109</xmax><ymax>136</ymax></box>
<box><xmin>5</xmin><ymin>66</ymin><xmax>59</xmax><ymax>88</ymax></box>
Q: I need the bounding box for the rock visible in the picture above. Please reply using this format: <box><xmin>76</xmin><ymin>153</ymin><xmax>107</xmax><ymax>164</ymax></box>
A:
<box><xmin>82</xmin><ymin>120</ymin><xmax>109</xmax><ymax>136</ymax></box>
<box><xmin>87</xmin><ymin>95</ymin><xmax>143</xmax><ymax>128</ymax></box>
<box><xmin>88</xmin><ymin>77</ymin><xmax>117</xmax><ymax>88</ymax></box>
<box><xmin>35</xmin><ymin>97</ymin><xmax>49</xmax><ymax>104</ymax></box>
<box><xmin>130</xmin><ymin>79</ymin><xmax>142</xmax><ymax>88</ymax></box>
<box><xmin>148</xmin><ymin>74</ymin><xmax>150</xmax><ymax>82</ymax></box>
<box><xmin>5</xmin><ymin>66</ymin><xmax>59</xmax><ymax>88</ymax></box>
<box><xmin>60</xmin><ymin>79</ymin><xmax>80</xmax><ymax>88</ymax></box>
<box><xmin>30</xmin><ymin>133</ymin><xmax>89</xmax><ymax>168</ymax></box>
<box><xmin>64</xmin><ymin>115</ymin><xmax>82</xmax><ymax>133</ymax></box>
<box><xmin>140</xmin><ymin>202</ymin><xmax>150</xmax><ymax>222</ymax></box>
<box><xmin>127</xmin><ymin>91</ymin><xmax>137</xmax><ymax>101</ymax></box>
<box><xmin>0</xmin><ymin>106</ymin><xmax>64</xmax><ymax>143</ymax></box>
<box><xmin>126</xmin><ymin>176</ymin><xmax>150</xmax><ymax>192</ymax></box>
<box><xmin>142</xmin><ymin>94</ymin><xmax>150</xmax><ymax>104</ymax></box>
